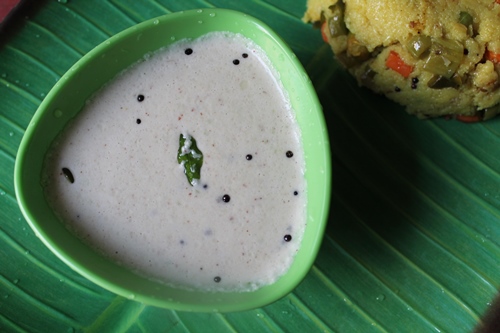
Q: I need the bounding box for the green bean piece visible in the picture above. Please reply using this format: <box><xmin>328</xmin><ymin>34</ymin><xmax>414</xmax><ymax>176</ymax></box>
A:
<box><xmin>177</xmin><ymin>134</ymin><xmax>204</xmax><ymax>186</ymax></box>
<box><xmin>427</xmin><ymin>74</ymin><xmax>460</xmax><ymax>89</ymax></box>
<box><xmin>406</xmin><ymin>35</ymin><xmax>432</xmax><ymax>59</ymax></box>
<box><xmin>459</xmin><ymin>11</ymin><xmax>473</xmax><ymax>27</ymax></box>
<box><xmin>423</xmin><ymin>38</ymin><xmax>463</xmax><ymax>78</ymax></box>
<box><xmin>327</xmin><ymin>3</ymin><xmax>347</xmax><ymax>37</ymax></box>
<box><xmin>482</xmin><ymin>104</ymin><xmax>500</xmax><ymax>121</ymax></box>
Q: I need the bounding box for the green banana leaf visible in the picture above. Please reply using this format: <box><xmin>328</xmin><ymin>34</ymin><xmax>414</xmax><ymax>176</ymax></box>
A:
<box><xmin>1</xmin><ymin>0</ymin><xmax>499</xmax><ymax>332</ymax></box>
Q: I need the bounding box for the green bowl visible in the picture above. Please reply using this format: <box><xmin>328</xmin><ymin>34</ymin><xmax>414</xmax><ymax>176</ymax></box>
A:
<box><xmin>14</xmin><ymin>8</ymin><xmax>331</xmax><ymax>312</ymax></box>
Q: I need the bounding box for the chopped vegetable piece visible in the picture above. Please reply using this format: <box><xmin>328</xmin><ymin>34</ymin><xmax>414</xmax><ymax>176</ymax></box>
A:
<box><xmin>458</xmin><ymin>11</ymin><xmax>473</xmax><ymax>27</ymax></box>
<box><xmin>321</xmin><ymin>21</ymin><xmax>329</xmax><ymax>42</ymax></box>
<box><xmin>482</xmin><ymin>105</ymin><xmax>500</xmax><ymax>121</ymax></box>
<box><xmin>485</xmin><ymin>49</ymin><xmax>500</xmax><ymax>63</ymax></box>
<box><xmin>455</xmin><ymin>113</ymin><xmax>482</xmax><ymax>123</ymax></box>
<box><xmin>327</xmin><ymin>2</ymin><xmax>347</xmax><ymax>37</ymax></box>
<box><xmin>427</xmin><ymin>74</ymin><xmax>460</xmax><ymax>89</ymax></box>
<box><xmin>386</xmin><ymin>51</ymin><xmax>414</xmax><ymax>78</ymax></box>
<box><xmin>423</xmin><ymin>38</ymin><xmax>463</xmax><ymax>78</ymax></box>
<box><xmin>406</xmin><ymin>35</ymin><xmax>432</xmax><ymax>58</ymax></box>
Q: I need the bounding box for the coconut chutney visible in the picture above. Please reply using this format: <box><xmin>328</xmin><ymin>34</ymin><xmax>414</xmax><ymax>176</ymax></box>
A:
<box><xmin>42</xmin><ymin>32</ymin><xmax>307</xmax><ymax>292</ymax></box>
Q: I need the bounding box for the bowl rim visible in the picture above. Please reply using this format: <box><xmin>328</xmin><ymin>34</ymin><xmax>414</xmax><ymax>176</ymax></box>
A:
<box><xmin>14</xmin><ymin>7</ymin><xmax>331</xmax><ymax>312</ymax></box>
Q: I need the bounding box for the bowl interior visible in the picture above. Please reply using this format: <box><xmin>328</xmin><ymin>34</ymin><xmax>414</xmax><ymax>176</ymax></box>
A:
<box><xmin>14</xmin><ymin>8</ymin><xmax>331</xmax><ymax>312</ymax></box>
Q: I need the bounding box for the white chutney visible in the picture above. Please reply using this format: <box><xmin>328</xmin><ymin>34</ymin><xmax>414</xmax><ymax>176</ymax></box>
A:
<box><xmin>43</xmin><ymin>32</ymin><xmax>307</xmax><ymax>292</ymax></box>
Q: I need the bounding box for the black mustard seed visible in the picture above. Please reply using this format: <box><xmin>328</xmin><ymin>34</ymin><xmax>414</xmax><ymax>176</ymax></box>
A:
<box><xmin>185</xmin><ymin>48</ymin><xmax>193</xmax><ymax>55</ymax></box>
<box><xmin>246</xmin><ymin>154</ymin><xmax>253</xmax><ymax>160</ymax></box>
<box><xmin>286</xmin><ymin>150</ymin><xmax>293</xmax><ymax>158</ymax></box>
<box><xmin>62</xmin><ymin>167</ymin><xmax>75</xmax><ymax>184</ymax></box>
<box><xmin>284</xmin><ymin>234</ymin><xmax>292</xmax><ymax>242</ymax></box>
<box><xmin>233</xmin><ymin>59</ymin><xmax>240</xmax><ymax>65</ymax></box>
<box><xmin>136</xmin><ymin>118</ymin><xmax>141</xmax><ymax>124</ymax></box>
<box><xmin>242</xmin><ymin>53</ymin><xmax>248</xmax><ymax>58</ymax></box>
<box><xmin>395</xmin><ymin>86</ymin><xmax>401</xmax><ymax>92</ymax></box>
<box><xmin>222</xmin><ymin>194</ymin><xmax>231</xmax><ymax>203</ymax></box>
<box><xmin>214</xmin><ymin>276</ymin><xmax>221</xmax><ymax>283</ymax></box>
<box><xmin>411</xmin><ymin>77</ymin><xmax>419</xmax><ymax>90</ymax></box>
<box><xmin>293</xmin><ymin>191</ymin><xmax>298</xmax><ymax>196</ymax></box>
<box><xmin>137</xmin><ymin>94</ymin><xmax>145</xmax><ymax>102</ymax></box>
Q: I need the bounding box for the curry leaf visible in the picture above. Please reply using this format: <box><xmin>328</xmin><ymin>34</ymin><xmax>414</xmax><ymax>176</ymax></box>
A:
<box><xmin>177</xmin><ymin>133</ymin><xmax>203</xmax><ymax>186</ymax></box>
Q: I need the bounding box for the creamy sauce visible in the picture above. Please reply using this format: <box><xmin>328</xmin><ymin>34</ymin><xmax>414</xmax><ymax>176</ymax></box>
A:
<box><xmin>43</xmin><ymin>32</ymin><xmax>306</xmax><ymax>292</ymax></box>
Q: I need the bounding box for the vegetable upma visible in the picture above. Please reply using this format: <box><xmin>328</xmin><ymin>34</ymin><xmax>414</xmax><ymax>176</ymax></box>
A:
<box><xmin>304</xmin><ymin>0</ymin><xmax>500</xmax><ymax>121</ymax></box>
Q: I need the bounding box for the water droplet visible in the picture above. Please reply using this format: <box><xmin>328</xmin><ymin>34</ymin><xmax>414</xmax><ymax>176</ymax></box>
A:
<box><xmin>127</xmin><ymin>294</ymin><xmax>135</xmax><ymax>300</ymax></box>
<box><xmin>0</xmin><ymin>191</ymin><xmax>5</xmax><ymax>196</ymax></box>
<box><xmin>196</xmin><ymin>9</ymin><xmax>203</xmax><ymax>13</ymax></box>
<box><xmin>209</xmin><ymin>12</ymin><xmax>216</xmax><ymax>17</ymax></box>
<box><xmin>13</xmin><ymin>279</ymin><xmax>19</xmax><ymax>284</ymax></box>
<box><xmin>256</xmin><ymin>313</ymin><xmax>264</xmax><ymax>318</ymax></box>
<box><xmin>376</xmin><ymin>294</ymin><xmax>386</xmax><ymax>301</ymax></box>
<box><xmin>40</xmin><ymin>92</ymin><xmax>46</xmax><ymax>97</ymax></box>
<box><xmin>53</xmin><ymin>109</ymin><xmax>63</xmax><ymax>118</ymax></box>
<box><xmin>24</xmin><ymin>250</ymin><xmax>30</xmax><ymax>255</ymax></box>
<box><xmin>153</xmin><ymin>19</ymin><xmax>159</xmax><ymax>25</ymax></box>
<box><xmin>198</xmin><ymin>20</ymin><xmax>203</xmax><ymax>24</ymax></box>
<box><xmin>59</xmin><ymin>279</ymin><xmax>65</xmax><ymax>283</ymax></box>
<box><xmin>9</xmin><ymin>132</ymin><xmax>14</xmax><ymax>137</ymax></box>
<box><xmin>170</xmin><ymin>36</ymin><xmax>176</xmax><ymax>41</ymax></box>
<box><xmin>35</xmin><ymin>34</ymin><xmax>40</xmax><ymax>38</ymax></box>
